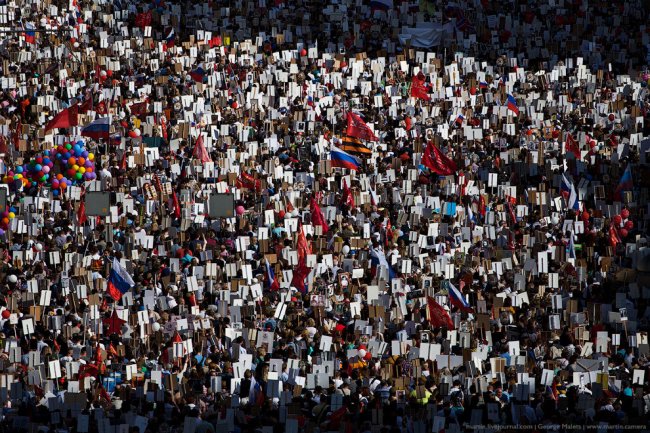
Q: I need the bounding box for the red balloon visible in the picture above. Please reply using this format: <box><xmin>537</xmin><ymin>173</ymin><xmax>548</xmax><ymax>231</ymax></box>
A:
<box><xmin>1</xmin><ymin>309</ymin><xmax>9</xmax><ymax>319</ymax></box>
<box><xmin>300</xmin><ymin>48</ymin><xmax>307</xmax><ymax>56</ymax></box>
<box><xmin>619</xmin><ymin>228</ymin><xmax>628</xmax><ymax>238</ymax></box>
<box><xmin>581</xmin><ymin>211</ymin><xmax>590</xmax><ymax>222</ymax></box>
<box><xmin>625</xmin><ymin>220</ymin><xmax>634</xmax><ymax>230</ymax></box>
<box><xmin>612</xmin><ymin>215</ymin><xmax>622</xmax><ymax>225</ymax></box>
<box><xmin>621</xmin><ymin>208</ymin><xmax>630</xmax><ymax>219</ymax></box>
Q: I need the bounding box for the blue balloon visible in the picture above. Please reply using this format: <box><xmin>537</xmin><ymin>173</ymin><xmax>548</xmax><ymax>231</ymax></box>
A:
<box><xmin>16</xmin><ymin>166</ymin><xmax>23</xmax><ymax>173</ymax></box>
<box><xmin>52</xmin><ymin>189</ymin><xmax>59</xmax><ymax>196</ymax></box>
<box><xmin>34</xmin><ymin>164</ymin><xmax>42</xmax><ymax>172</ymax></box>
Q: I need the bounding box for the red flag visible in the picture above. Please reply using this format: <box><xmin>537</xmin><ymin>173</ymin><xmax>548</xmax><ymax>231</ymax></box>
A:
<box><xmin>98</xmin><ymin>384</ymin><xmax>112</xmax><ymax>404</ymax></box>
<box><xmin>120</xmin><ymin>151</ymin><xmax>127</xmax><ymax>170</ymax></box>
<box><xmin>129</xmin><ymin>101</ymin><xmax>148</xmax><ymax>116</ymax></box>
<box><xmin>79</xmin><ymin>95</ymin><xmax>93</xmax><ymax>113</ymax></box>
<box><xmin>310</xmin><ymin>197</ymin><xmax>329</xmax><ymax>234</ymax></box>
<box><xmin>45</xmin><ymin>104</ymin><xmax>79</xmax><ymax>131</ymax></box>
<box><xmin>77</xmin><ymin>200</ymin><xmax>87</xmax><ymax>225</ymax></box>
<box><xmin>346</xmin><ymin>111</ymin><xmax>378</xmax><ymax>142</ymax></box>
<box><xmin>135</xmin><ymin>11</ymin><xmax>152</xmax><ymax>29</ymax></box>
<box><xmin>422</xmin><ymin>141</ymin><xmax>457</xmax><ymax>176</ymax></box>
<box><xmin>94</xmin><ymin>343</ymin><xmax>103</xmax><ymax>368</ymax></box>
<box><xmin>193</xmin><ymin>134</ymin><xmax>212</xmax><ymax>163</ymax></box>
<box><xmin>78</xmin><ymin>363</ymin><xmax>99</xmax><ymax>382</ymax></box>
<box><xmin>342</xmin><ymin>179</ymin><xmax>355</xmax><ymax>208</ymax></box>
<box><xmin>172</xmin><ymin>191</ymin><xmax>181</xmax><ymax>219</ymax></box>
<box><xmin>107</xmin><ymin>343</ymin><xmax>118</xmax><ymax>358</ymax></box>
<box><xmin>479</xmin><ymin>195</ymin><xmax>486</xmax><ymax>217</ymax></box>
<box><xmin>385</xmin><ymin>219</ymin><xmax>393</xmax><ymax>247</ymax></box>
<box><xmin>291</xmin><ymin>227</ymin><xmax>312</xmax><ymax>293</ymax></box>
<box><xmin>237</xmin><ymin>171</ymin><xmax>262</xmax><ymax>192</ymax></box>
<box><xmin>565</xmin><ymin>133</ymin><xmax>580</xmax><ymax>159</ymax></box>
<box><xmin>410</xmin><ymin>74</ymin><xmax>431</xmax><ymax>101</ymax></box>
<box><xmin>103</xmin><ymin>310</ymin><xmax>126</xmax><ymax>335</ymax></box>
<box><xmin>426</xmin><ymin>296</ymin><xmax>455</xmax><ymax>329</ymax></box>
<box><xmin>296</xmin><ymin>226</ymin><xmax>311</xmax><ymax>262</ymax></box>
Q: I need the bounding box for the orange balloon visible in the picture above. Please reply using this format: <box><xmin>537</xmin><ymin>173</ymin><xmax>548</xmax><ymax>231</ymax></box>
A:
<box><xmin>77</xmin><ymin>157</ymin><xmax>85</xmax><ymax>165</ymax></box>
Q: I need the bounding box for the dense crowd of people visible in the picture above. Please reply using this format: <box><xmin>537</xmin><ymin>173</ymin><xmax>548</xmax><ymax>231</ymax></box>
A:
<box><xmin>0</xmin><ymin>0</ymin><xmax>650</xmax><ymax>432</ymax></box>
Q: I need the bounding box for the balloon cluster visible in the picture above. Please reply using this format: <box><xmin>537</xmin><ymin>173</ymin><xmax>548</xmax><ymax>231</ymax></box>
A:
<box><xmin>0</xmin><ymin>205</ymin><xmax>17</xmax><ymax>234</ymax></box>
<box><xmin>2</xmin><ymin>140</ymin><xmax>96</xmax><ymax>197</ymax></box>
<box><xmin>612</xmin><ymin>208</ymin><xmax>634</xmax><ymax>239</ymax></box>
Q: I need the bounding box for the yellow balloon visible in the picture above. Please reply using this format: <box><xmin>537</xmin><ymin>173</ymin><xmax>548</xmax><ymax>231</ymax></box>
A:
<box><xmin>8</xmin><ymin>212</ymin><xmax>14</xmax><ymax>219</ymax></box>
<box><xmin>79</xmin><ymin>167</ymin><xmax>86</xmax><ymax>174</ymax></box>
<box><xmin>88</xmin><ymin>153</ymin><xmax>95</xmax><ymax>161</ymax></box>
<box><xmin>73</xmin><ymin>164</ymin><xmax>79</xmax><ymax>171</ymax></box>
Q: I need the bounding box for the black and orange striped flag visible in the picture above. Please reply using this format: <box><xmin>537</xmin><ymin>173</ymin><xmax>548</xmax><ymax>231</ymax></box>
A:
<box><xmin>338</xmin><ymin>135</ymin><xmax>372</xmax><ymax>154</ymax></box>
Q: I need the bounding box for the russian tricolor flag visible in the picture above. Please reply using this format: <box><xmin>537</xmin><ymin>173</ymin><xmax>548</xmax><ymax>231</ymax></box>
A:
<box><xmin>448</xmin><ymin>281</ymin><xmax>473</xmax><ymax>313</ymax></box>
<box><xmin>81</xmin><ymin>117</ymin><xmax>110</xmax><ymax>141</ymax></box>
<box><xmin>479</xmin><ymin>81</ymin><xmax>488</xmax><ymax>89</ymax></box>
<box><xmin>614</xmin><ymin>165</ymin><xmax>633</xmax><ymax>201</ymax></box>
<box><xmin>266</xmin><ymin>258</ymin><xmax>280</xmax><ymax>291</ymax></box>
<box><xmin>330</xmin><ymin>146</ymin><xmax>361</xmax><ymax>171</ymax></box>
<box><xmin>454</xmin><ymin>113</ymin><xmax>465</xmax><ymax>126</ymax></box>
<box><xmin>507</xmin><ymin>94</ymin><xmax>519</xmax><ymax>116</ymax></box>
<box><xmin>189</xmin><ymin>67</ymin><xmax>206</xmax><ymax>83</ymax></box>
<box><xmin>24</xmin><ymin>23</ymin><xmax>36</xmax><ymax>45</ymax></box>
<box><xmin>107</xmin><ymin>257</ymin><xmax>135</xmax><ymax>301</ymax></box>
<box><xmin>561</xmin><ymin>173</ymin><xmax>579</xmax><ymax>210</ymax></box>
<box><xmin>165</xmin><ymin>28</ymin><xmax>175</xmax><ymax>47</ymax></box>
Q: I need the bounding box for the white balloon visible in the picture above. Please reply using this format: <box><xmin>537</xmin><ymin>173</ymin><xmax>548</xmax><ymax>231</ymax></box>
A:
<box><xmin>7</xmin><ymin>275</ymin><xmax>17</xmax><ymax>283</ymax></box>
<box><xmin>341</xmin><ymin>245</ymin><xmax>350</xmax><ymax>256</ymax></box>
<box><xmin>291</xmin><ymin>209</ymin><xmax>299</xmax><ymax>217</ymax></box>
<box><xmin>152</xmin><ymin>323</ymin><xmax>161</xmax><ymax>332</ymax></box>
<box><xmin>35</xmin><ymin>243</ymin><xmax>43</xmax><ymax>251</ymax></box>
<box><xmin>358</xmin><ymin>349</ymin><xmax>367</xmax><ymax>358</ymax></box>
